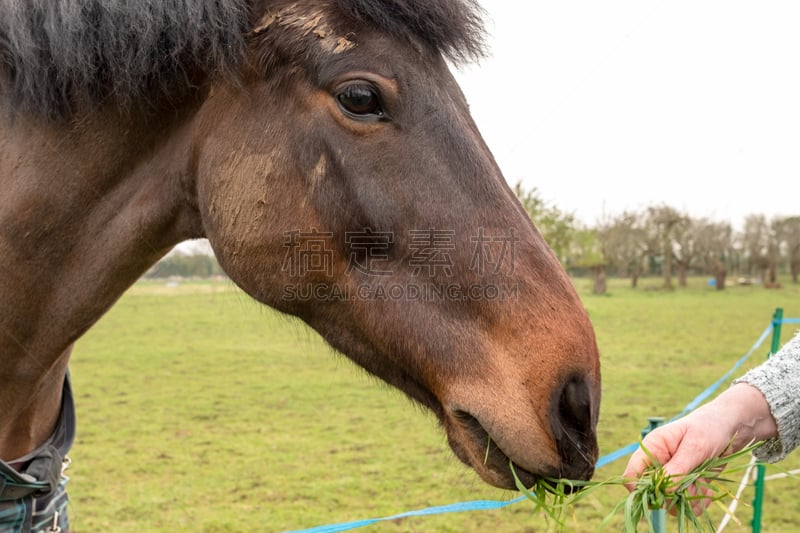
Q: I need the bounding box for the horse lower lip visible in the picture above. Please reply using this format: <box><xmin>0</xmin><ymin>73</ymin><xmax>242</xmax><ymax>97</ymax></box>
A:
<box><xmin>451</xmin><ymin>410</ymin><xmax>540</xmax><ymax>488</ymax></box>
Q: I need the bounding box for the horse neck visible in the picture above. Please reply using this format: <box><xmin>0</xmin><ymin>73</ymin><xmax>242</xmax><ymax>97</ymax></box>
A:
<box><xmin>0</xmin><ymin>104</ymin><xmax>205</xmax><ymax>459</ymax></box>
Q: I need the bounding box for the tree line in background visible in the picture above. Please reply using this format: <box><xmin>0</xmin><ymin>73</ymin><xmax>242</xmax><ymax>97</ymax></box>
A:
<box><xmin>514</xmin><ymin>183</ymin><xmax>800</xmax><ymax>294</ymax></box>
<box><xmin>144</xmin><ymin>251</ymin><xmax>224</xmax><ymax>279</ymax></box>
<box><xmin>146</xmin><ymin>183</ymin><xmax>799</xmax><ymax>296</ymax></box>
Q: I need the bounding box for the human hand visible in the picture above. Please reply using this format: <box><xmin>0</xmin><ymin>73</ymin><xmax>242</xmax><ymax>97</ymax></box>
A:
<box><xmin>622</xmin><ymin>383</ymin><xmax>777</xmax><ymax>514</ymax></box>
<box><xmin>622</xmin><ymin>417</ymin><xmax>723</xmax><ymax>514</ymax></box>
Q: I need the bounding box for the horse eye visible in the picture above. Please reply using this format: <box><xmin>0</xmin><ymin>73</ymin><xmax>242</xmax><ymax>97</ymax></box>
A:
<box><xmin>336</xmin><ymin>84</ymin><xmax>384</xmax><ymax>118</ymax></box>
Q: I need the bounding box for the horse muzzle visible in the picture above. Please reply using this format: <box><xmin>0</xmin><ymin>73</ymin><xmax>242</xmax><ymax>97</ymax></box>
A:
<box><xmin>442</xmin><ymin>374</ymin><xmax>599</xmax><ymax>490</ymax></box>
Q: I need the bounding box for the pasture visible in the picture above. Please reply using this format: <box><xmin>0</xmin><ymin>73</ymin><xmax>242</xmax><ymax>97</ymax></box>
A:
<box><xmin>68</xmin><ymin>276</ymin><xmax>800</xmax><ymax>532</ymax></box>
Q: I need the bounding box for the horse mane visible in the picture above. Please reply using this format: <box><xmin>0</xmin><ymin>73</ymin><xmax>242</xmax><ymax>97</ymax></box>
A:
<box><xmin>0</xmin><ymin>0</ymin><xmax>486</xmax><ymax>121</ymax></box>
<box><xmin>331</xmin><ymin>0</ymin><xmax>486</xmax><ymax>63</ymax></box>
<box><xmin>0</xmin><ymin>0</ymin><xmax>249</xmax><ymax>121</ymax></box>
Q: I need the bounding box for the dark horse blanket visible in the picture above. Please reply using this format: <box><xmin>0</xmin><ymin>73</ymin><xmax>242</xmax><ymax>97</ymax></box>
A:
<box><xmin>0</xmin><ymin>376</ymin><xmax>74</xmax><ymax>533</ymax></box>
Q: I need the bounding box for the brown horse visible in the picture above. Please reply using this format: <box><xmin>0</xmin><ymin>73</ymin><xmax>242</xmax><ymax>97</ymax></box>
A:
<box><xmin>0</xmin><ymin>0</ymin><xmax>600</xmax><ymax>528</ymax></box>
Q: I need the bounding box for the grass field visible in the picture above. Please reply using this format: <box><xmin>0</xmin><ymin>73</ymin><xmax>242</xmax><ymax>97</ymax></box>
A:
<box><xmin>68</xmin><ymin>276</ymin><xmax>800</xmax><ymax>532</ymax></box>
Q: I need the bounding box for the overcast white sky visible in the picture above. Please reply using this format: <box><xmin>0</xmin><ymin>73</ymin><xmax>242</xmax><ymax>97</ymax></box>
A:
<box><xmin>453</xmin><ymin>1</ymin><xmax>800</xmax><ymax>229</ymax></box>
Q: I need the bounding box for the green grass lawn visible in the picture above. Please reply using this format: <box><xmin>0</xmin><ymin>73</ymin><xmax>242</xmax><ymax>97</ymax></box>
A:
<box><xmin>68</xmin><ymin>276</ymin><xmax>800</xmax><ymax>532</ymax></box>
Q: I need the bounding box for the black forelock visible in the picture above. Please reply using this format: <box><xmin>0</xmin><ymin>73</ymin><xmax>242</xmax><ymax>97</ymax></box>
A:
<box><xmin>0</xmin><ymin>0</ymin><xmax>487</xmax><ymax>121</ymax></box>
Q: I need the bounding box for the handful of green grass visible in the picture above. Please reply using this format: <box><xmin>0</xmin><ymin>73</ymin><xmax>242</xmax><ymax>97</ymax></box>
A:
<box><xmin>511</xmin><ymin>441</ymin><xmax>762</xmax><ymax>532</ymax></box>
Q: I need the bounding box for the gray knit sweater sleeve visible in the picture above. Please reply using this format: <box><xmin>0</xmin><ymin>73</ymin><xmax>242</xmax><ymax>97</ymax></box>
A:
<box><xmin>734</xmin><ymin>331</ymin><xmax>800</xmax><ymax>463</ymax></box>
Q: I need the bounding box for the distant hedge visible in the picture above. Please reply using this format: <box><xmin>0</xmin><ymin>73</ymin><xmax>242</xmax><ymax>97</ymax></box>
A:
<box><xmin>145</xmin><ymin>252</ymin><xmax>224</xmax><ymax>279</ymax></box>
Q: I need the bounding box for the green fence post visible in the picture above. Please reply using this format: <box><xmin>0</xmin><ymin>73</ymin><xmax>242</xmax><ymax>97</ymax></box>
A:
<box><xmin>641</xmin><ymin>417</ymin><xmax>667</xmax><ymax>533</ymax></box>
<box><xmin>751</xmin><ymin>307</ymin><xmax>783</xmax><ymax>533</ymax></box>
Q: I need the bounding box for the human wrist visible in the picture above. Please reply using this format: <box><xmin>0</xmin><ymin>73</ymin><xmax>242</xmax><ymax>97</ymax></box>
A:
<box><xmin>718</xmin><ymin>382</ymin><xmax>778</xmax><ymax>446</ymax></box>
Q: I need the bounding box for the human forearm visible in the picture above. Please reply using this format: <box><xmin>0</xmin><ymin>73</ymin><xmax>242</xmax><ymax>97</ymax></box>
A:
<box><xmin>734</xmin><ymin>331</ymin><xmax>800</xmax><ymax>462</ymax></box>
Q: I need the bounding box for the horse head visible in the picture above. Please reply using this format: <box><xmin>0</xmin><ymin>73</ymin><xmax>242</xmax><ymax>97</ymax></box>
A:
<box><xmin>195</xmin><ymin>0</ymin><xmax>600</xmax><ymax>488</ymax></box>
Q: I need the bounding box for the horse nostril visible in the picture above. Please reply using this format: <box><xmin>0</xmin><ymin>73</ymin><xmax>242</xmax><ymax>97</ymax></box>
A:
<box><xmin>551</xmin><ymin>375</ymin><xmax>597</xmax><ymax>479</ymax></box>
<box><xmin>558</xmin><ymin>378</ymin><xmax>592</xmax><ymax>434</ymax></box>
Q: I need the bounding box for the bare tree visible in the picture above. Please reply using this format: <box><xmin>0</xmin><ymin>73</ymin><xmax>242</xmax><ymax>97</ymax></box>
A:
<box><xmin>694</xmin><ymin>219</ymin><xmax>733</xmax><ymax>290</ymax></box>
<box><xmin>571</xmin><ymin>228</ymin><xmax>607</xmax><ymax>294</ymax></box>
<box><xmin>596</xmin><ymin>211</ymin><xmax>649</xmax><ymax>287</ymax></box>
<box><xmin>646</xmin><ymin>205</ymin><xmax>689</xmax><ymax>290</ymax></box>
<box><xmin>742</xmin><ymin>214</ymin><xmax>769</xmax><ymax>280</ymax></box>
<box><xmin>774</xmin><ymin>216</ymin><xmax>800</xmax><ymax>283</ymax></box>
<box><xmin>672</xmin><ymin>217</ymin><xmax>700</xmax><ymax>287</ymax></box>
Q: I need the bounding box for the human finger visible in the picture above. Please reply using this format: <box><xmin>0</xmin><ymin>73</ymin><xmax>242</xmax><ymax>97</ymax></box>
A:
<box><xmin>622</xmin><ymin>428</ymin><xmax>681</xmax><ymax>490</ymax></box>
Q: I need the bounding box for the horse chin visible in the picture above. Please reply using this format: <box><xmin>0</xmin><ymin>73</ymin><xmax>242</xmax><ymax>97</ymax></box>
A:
<box><xmin>444</xmin><ymin>410</ymin><xmax>559</xmax><ymax>490</ymax></box>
